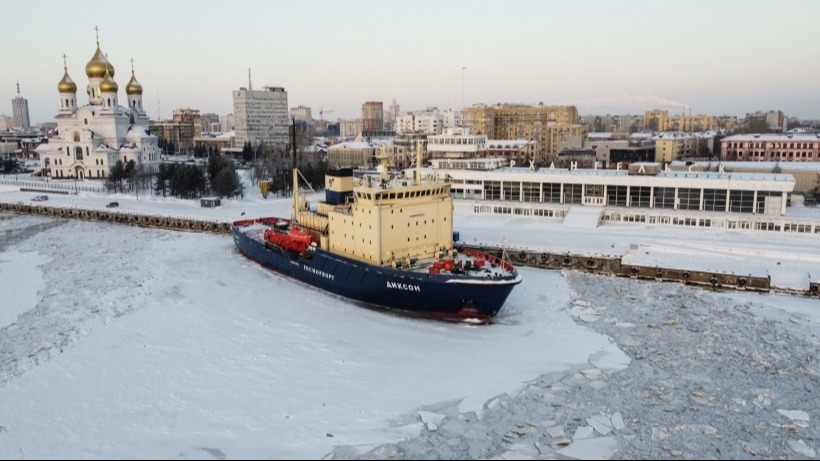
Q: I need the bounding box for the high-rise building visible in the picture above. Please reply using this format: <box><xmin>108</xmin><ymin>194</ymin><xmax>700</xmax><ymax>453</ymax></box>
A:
<box><xmin>362</xmin><ymin>101</ymin><xmax>383</xmax><ymax>132</ymax></box>
<box><xmin>387</xmin><ymin>99</ymin><xmax>400</xmax><ymax>123</ymax></box>
<box><xmin>232</xmin><ymin>86</ymin><xmax>289</xmax><ymax>148</ymax></box>
<box><xmin>12</xmin><ymin>82</ymin><xmax>31</xmax><ymax>129</ymax></box>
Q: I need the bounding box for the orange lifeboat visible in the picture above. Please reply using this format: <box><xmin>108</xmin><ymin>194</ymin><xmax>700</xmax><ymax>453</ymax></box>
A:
<box><xmin>264</xmin><ymin>227</ymin><xmax>314</xmax><ymax>253</ymax></box>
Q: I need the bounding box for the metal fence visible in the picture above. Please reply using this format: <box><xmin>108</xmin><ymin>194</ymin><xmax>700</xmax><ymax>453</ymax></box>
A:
<box><xmin>0</xmin><ymin>176</ymin><xmax>107</xmax><ymax>193</ymax></box>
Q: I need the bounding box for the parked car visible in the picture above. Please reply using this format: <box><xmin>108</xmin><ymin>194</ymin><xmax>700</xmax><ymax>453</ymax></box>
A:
<box><xmin>31</xmin><ymin>195</ymin><xmax>48</xmax><ymax>202</ymax></box>
<box><xmin>105</xmin><ymin>201</ymin><xmax>119</xmax><ymax>208</ymax></box>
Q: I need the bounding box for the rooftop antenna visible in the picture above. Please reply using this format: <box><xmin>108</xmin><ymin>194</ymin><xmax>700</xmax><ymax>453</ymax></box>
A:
<box><xmin>157</xmin><ymin>93</ymin><xmax>161</xmax><ymax>120</ymax></box>
<box><xmin>248</xmin><ymin>68</ymin><xmax>252</xmax><ymax>91</ymax></box>
<box><xmin>16</xmin><ymin>81</ymin><xmax>20</xmax><ymax>97</ymax></box>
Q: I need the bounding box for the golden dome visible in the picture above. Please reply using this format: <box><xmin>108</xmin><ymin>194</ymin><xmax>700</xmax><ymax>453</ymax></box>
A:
<box><xmin>58</xmin><ymin>69</ymin><xmax>77</xmax><ymax>93</ymax></box>
<box><xmin>126</xmin><ymin>71</ymin><xmax>143</xmax><ymax>95</ymax></box>
<box><xmin>85</xmin><ymin>45</ymin><xmax>115</xmax><ymax>79</ymax></box>
<box><xmin>99</xmin><ymin>71</ymin><xmax>118</xmax><ymax>93</ymax></box>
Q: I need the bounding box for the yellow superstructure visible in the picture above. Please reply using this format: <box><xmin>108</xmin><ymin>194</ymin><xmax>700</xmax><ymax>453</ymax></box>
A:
<box><xmin>294</xmin><ymin>142</ymin><xmax>454</xmax><ymax>267</ymax></box>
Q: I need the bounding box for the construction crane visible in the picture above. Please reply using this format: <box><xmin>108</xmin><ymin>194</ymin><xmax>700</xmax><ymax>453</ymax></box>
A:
<box><xmin>319</xmin><ymin>107</ymin><xmax>335</xmax><ymax>121</ymax></box>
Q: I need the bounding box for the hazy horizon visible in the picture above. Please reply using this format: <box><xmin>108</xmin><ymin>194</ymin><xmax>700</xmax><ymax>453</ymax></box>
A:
<box><xmin>3</xmin><ymin>0</ymin><xmax>820</xmax><ymax>126</ymax></box>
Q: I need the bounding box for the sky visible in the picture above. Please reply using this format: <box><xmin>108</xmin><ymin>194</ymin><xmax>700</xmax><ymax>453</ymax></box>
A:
<box><xmin>1</xmin><ymin>170</ymin><xmax>820</xmax><ymax>458</ymax></box>
<box><xmin>3</xmin><ymin>0</ymin><xmax>820</xmax><ymax>126</ymax></box>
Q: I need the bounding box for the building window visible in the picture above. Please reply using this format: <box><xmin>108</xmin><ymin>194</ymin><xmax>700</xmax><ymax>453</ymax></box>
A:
<box><xmin>483</xmin><ymin>181</ymin><xmax>501</xmax><ymax>201</ymax></box>
<box><xmin>729</xmin><ymin>190</ymin><xmax>754</xmax><ymax>213</ymax></box>
<box><xmin>654</xmin><ymin>187</ymin><xmax>675</xmax><ymax>209</ymax></box>
<box><xmin>563</xmin><ymin>183</ymin><xmax>582</xmax><ymax>204</ymax></box>
<box><xmin>703</xmin><ymin>188</ymin><xmax>727</xmax><ymax>212</ymax></box>
<box><xmin>607</xmin><ymin>185</ymin><xmax>628</xmax><ymax>207</ymax></box>
<box><xmin>678</xmin><ymin>188</ymin><xmax>701</xmax><ymax>211</ymax></box>
<box><xmin>543</xmin><ymin>183</ymin><xmax>561</xmax><ymax>203</ymax></box>
<box><xmin>629</xmin><ymin>186</ymin><xmax>651</xmax><ymax>208</ymax></box>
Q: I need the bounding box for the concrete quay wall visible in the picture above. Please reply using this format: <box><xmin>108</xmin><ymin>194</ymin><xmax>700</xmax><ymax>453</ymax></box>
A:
<box><xmin>458</xmin><ymin>243</ymin><xmax>818</xmax><ymax>298</ymax></box>
<box><xmin>0</xmin><ymin>202</ymin><xmax>232</xmax><ymax>235</ymax></box>
<box><xmin>2</xmin><ymin>201</ymin><xmax>816</xmax><ymax>298</ymax></box>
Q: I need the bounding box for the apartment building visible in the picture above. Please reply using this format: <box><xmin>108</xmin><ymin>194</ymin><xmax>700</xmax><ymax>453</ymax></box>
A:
<box><xmin>744</xmin><ymin>111</ymin><xmax>788</xmax><ymax>132</ymax></box>
<box><xmin>326</xmin><ymin>141</ymin><xmax>377</xmax><ymax>168</ymax></box>
<box><xmin>644</xmin><ymin>109</ymin><xmax>716</xmax><ymax>132</ymax></box>
<box><xmin>721</xmin><ymin>133</ymin><xmax>820</xmax><ymax>162</ymax></box>
<box><xmin>653</xmin><ymin>132</ymin><xmax>695</xmax><ymax>163</ymax></box>
<box><xmin>200</xmin><ymin>112</ymin><xmax>220</xmax><ymax>133</ymax></box>
<box><xmin>290</xmin><ymin>105</ymin><xmax>312</xmax><ymax>122</ymax></box>
<box><xmin>339</xmin><ymin>119</ymin><xmax>363</xmax><ymax>138</ymax></box>
<box><xmin>174</xmin><ymin>108</ymin><xmax>201</xmax><ymax>147</ymax></box>
<box><xmin>362</xmin><ymin>101</ymin><xmax>384</xmax><ymax>132</ymax></box>
<box><xmin>395</xmin><ymin>107</ymin><xmax>461</xmax><ymax>135</ymax></box>
<box><xmin>462</xmin><ymin>103</ymin><xmax>586</xmax><ymax>163</ymax></box>
<box><xmin>579</xmin><ymin>114</ymin><xmax>645</xmax><ymax>133</ymax></box>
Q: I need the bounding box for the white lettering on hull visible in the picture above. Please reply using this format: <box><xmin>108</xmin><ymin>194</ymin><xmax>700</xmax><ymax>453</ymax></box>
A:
<box><xmin>303</xmin><ymin>265</ymin><xmax>335</xmax><ymax>280</ymax></box>
<box><xmin>387</xmin><ymin>281</ymin><xmax>421</xmax><ymax>292</ymax></box>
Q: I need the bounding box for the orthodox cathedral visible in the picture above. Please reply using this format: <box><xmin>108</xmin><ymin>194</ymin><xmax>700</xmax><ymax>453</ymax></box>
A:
<box><xmin>37</xmin><ymin>34</ymin><xmax>161</xmax><ymax>180</ymax></box>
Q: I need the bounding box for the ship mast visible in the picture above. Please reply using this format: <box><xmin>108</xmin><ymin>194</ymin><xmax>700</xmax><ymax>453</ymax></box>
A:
<box><xmin>415</xmin><ymin>139</ymin><xmax>422</xmax><ymax>186</ymax></box>
<box><xmin>291</xmin><ymin>117</ymin><xmax>298</xmax><ymax>220</ymax></box>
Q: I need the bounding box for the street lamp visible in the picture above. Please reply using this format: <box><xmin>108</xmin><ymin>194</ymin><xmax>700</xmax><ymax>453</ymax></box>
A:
<box><xmin>253</xmin><ymin>145</ymin><xmax>258</xmax><ymax>186</ymax></box>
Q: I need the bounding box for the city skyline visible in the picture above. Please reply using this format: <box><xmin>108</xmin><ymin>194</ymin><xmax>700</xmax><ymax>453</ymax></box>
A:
<box><xmin>3</xmin><ymin>0</ymin><xmax>820</xmax><ymax>127</ymax></box>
